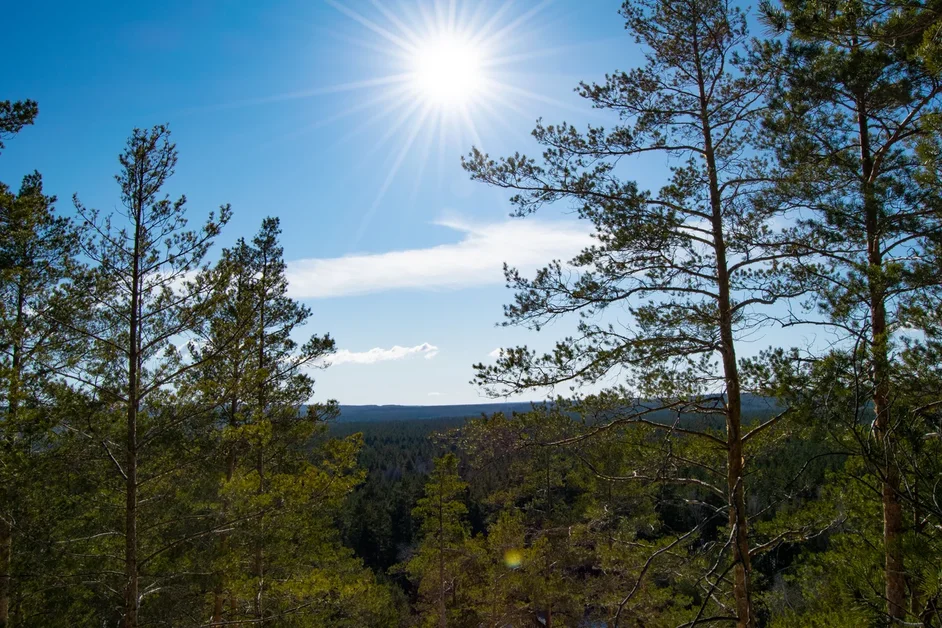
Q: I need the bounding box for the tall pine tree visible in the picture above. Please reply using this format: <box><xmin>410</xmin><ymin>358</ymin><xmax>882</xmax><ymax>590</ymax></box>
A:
<box><xmin>193</xmin><ymin>218</ymin><xmax>390</xmax><ymax>626</ymax></box>
<box><xmin>463</xmin><ymin>0</ymin><xmax>796</xmax><ymax>624</ymax></box>
<box><xmin>67</xmin><ymin>125</ymin><xmax>231</xmax><ymax>627</ymax></box>
<box><xmin>0</xmin><ymin>173</ymin><xmax>83</xmax><ymax>627</ymax></box>
<box><xmin>760</xmin><ymin>0</ymin><xmax>942</xmax><ymax>619</ymax></box>
<box><xmin>402</xmin><ymin>453</ymin><xmax>470</xmax><ymax>628</ymax></box>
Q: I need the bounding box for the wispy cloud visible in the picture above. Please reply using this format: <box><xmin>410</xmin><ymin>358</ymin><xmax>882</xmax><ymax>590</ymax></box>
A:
<box><xmin>286</xmin><ymin>216</ymin><xmax>593</xmax><ymax>299</ymax></box>
<box><xmin>326</xmin><ymin>342</ymin><xmax>439</xmax><ymax>366</ymax></box>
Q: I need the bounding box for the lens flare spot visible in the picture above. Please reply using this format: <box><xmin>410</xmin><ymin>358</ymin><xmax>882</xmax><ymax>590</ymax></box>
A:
<box><xmin>503</xmin><ymin>548</ymin><xmax>523</xmax><ymax>569</ymax></box>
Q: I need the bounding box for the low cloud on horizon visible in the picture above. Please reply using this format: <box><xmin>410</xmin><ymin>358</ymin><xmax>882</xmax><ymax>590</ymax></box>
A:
<box><xmin>285</xmin><ymin>216</ymin><xmax>593</xmax><ymax>299</ymax></box>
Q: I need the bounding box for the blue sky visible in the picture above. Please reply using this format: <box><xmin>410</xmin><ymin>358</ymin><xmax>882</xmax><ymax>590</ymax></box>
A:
<box><xmin>1</xmin><ymin>0</ymin><xmax>798</xmax><ymax>405</ymax></box>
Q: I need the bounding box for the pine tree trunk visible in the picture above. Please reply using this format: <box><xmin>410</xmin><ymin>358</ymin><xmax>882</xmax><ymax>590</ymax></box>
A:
<box><xmin>912</xmin><ymin>474</ymin><xmax>925</xmax><ymax>622</ymax></box>
<box><xmin>123</xmin><ymin>200</ymin><xmax>143</xmax><ymax>628</ymax></box>
<box><xmin>874</xmin><ymin>327</ymin><xmax>905</xmax><ymax>621</ymax></box>
<box><xmin>723</xmin><ymin>355</ymin><xmax>752</xmax><ymax>628</ymax></box>
<box><xmin>212</xmin><ymin>403</ymin><xmax>239</xmax><ymax>626</ymax></box>
<box><xmin>715</xmin><ymin>241</ymin><xmax>752</xmax><ymax>627</ymax></box>
<box><xmin>857</xmin><ymin>97</ymin><xmax>906</xmax><ymax>623</ymax></box>
<box><xmin>438</xmin><ymin>476</ymin><xmax>446</xmax><ymax>628</ymax></box>
<box><xmin>254</xmin><ymin>261</ymin><xmax>268</xmax><ymax>627</ymax></box>
<box><xmin>124</xmin><ymin>401</ymin><xmax>139</xmax><ymax>628</ymax></box>
<box><xmin>211</xmin><ymin>595</ymin><xmax>223</xmax><ymax>626</ymax></box>
<box><xmin>254</xmin><ymin>447</ymin><xmax>264</xmax><ymax>627</ymax></box>
<box><xmin>694</xmin><ymin>22</ymin><xmax>755</xmax><ymax>626</ymax></box>
<box><xmin>1</xmin><ymin>283</ymin><xmax>26</xmax><ymax>628</ymax></box>
<box><xmin>0</xmin><ymin>518</ymin><xmax>10</xmax><ymax>628</ymax></box>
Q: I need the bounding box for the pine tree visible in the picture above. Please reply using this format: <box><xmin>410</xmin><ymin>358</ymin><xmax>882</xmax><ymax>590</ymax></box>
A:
<box><xmin>402</xmin><ymin>453</ymin><xmax>470</xmax><ymax>627</ymax></box>
<box><xmin>0</xmin><ymin>172</ymin><xmax>83</xmax><ymax>627</ymax></box>
<box><xmin>66</xmin><ymin>125</ymin><xmax>231</xmax><ymax>627</ymax></box>
<box><xmin>760</xmin><ymin>0</ymin><xmax>942</xmax><ymax>619</ymax></box>
<box><xmin>460</xmin><ymin>511</ymin><xmax>528</xmax><ymax>628</ymax></box>
<box><xmin>0</xmin><ymin>98</ymin><xmax>85</xmax><ymax>628</ymax></box>
<box><xmin>462</xmin><ymin>0</ymin><xmax>795</xmax><ymax>624</ymax></box>
<box><xmin>464</xmin><ymin>409</ymin><xmax>589</xmax><ymax>626</ymax></box>
<box><xmin>0</xmin><ymin>100</ymin><xmax>37</xmax><ymax>155</ymax></box>
<box><xmin>194</xmin><ymin>218</ymin><xmax>389</xmax><ymax>626</ymax></box>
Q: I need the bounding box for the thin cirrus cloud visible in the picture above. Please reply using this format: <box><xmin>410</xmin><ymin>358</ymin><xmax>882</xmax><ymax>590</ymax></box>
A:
<box><xmin>285</xmin><ymin>216</ymin><xmax>594</xmax><ymax>299</ymax></box>
<box><xmin>325</xmin><ymin>342</ymin><xmax>440</xmax><ymax>366</ymax></box>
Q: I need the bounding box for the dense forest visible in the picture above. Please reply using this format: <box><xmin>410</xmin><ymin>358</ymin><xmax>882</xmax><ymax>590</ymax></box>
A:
<box><xmin>2</xmin><ymin>0</ymin><xmax>942</xmax><ymax>625</ymax></box>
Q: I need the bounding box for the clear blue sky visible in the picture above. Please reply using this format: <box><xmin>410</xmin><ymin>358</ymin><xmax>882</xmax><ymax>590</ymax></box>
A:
<box><xmin>0</xmin><ymin>0</ymin><xmax>795</xmax><ymax>405</ymax></box>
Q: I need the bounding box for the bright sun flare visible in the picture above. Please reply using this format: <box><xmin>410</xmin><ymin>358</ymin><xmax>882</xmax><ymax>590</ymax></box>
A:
<box><xmin>314</xmin><ymin>0</ymin><xmax>561</xmax><ymax>242</ymax></box>
<box><xmin>411</xmin><ymin>34</ymin><xmax>485</xmax><ymax>107</ymax></box>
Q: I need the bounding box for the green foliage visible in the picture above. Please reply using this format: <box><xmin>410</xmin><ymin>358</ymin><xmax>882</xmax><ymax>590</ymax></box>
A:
<box><xmin>186</xmin><ymin>217</ymin><xmax>393</xmax><ymax>625</ymax></box>
<box><xmin>334</xmin><ymin>418</ymin><xmax>464</xmax><ymax>575</ymax></box>
<box><xmin>451</xmin><ymin>407</ymin><xmax>698</xmax><ymax>625</ymax></box>
<box><xmin>459</xmin><ymin>0</ymin><xmax>817</xmax><ymax>624</ymax></box>
<box><xmin>58</xmin><ymin>125</ymin><xmax>234</xmax><ymax>625</ymax></box>
<box><xmin>0</xmin><ymin>99</ymin><xmax>37</xmax><ymax>154</ymax></box>
<box><xmin>0</xmin><ymin>169</ymin><xmax>85</xmax><ymax>626</ymax></box>
<box><xmin>755</xmin><ymin>0</ymin><xmax>942</xmax><ymax>620</ymax></box>
<box><xmin>398</xmin><ymin>453</ymin><xmax>470</xmax><ymax>626</ymax></box>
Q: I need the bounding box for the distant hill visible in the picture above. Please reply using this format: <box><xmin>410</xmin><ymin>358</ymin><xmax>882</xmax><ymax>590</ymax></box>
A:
<box><xmin>335</xmin><ymin>402</ymin><xmax>538</xmax><ymax>423</ymax></box>
<box><xmin>333</xmin><ymin>395</ymin><xmax>781</xmax><ymax>424</ymax></box>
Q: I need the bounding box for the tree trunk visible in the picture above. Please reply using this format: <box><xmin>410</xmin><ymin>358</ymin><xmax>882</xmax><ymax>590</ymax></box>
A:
<box><xmin>856</xmin><ymin>95</ymin><xmax>906</xmax><ymax>623</ymax></box>
<box><xmin>212</xmin><ymin>401</ymin><xmax>239</xmax><ymax>626</ymax></box>
<box><xmin>722</xmin><ymin>354</ymin><xmax>753</xmax><ymax>628</ymax></box>
<box><xmin>438</xmin><ymin>475</ymin><xmax>447</xmax><ymax>628</ymax></box>
<box><xmin>911</xmin><ymin>465</ymin><xmax>927</xmax><ymax>623</ymax></box>
<box><xmin>0</xmin><ymin>518</ymin><xmax>10</xmax><ymax>628</ymax></box>
<box><xmin>254</xmin><ymin>447</ymin><xmax>264</xmax><ymax>626</ymax></box>
<box><xmin>254</xmin><ymin>260</ymin><xmax>268</xmax><ymax>627</ymax></box>
<box><xmin>1</xmin><ymin>283</ymin><xmax>25</xmax><ymax>628</ymax></box>
<box><xmin>694</xmin><ymin>21</ymin><xmax>755</xmax><ymax>627</ymax></box>
<box><xmin>124</xmin><ymin>399</ymin><xmax>139</xmax><ymax>628</ymax></box>
<box><xmin>210</xmin><ymin>595</ymin><xmax>223</xmax><ymax>626</ymax></box>
<box><xmin>123</xmin><ymin>197</ymin><xmax>143</xmax><ymax>628</ymax></box>
<box><xmin>873</xmin><ymin>269</ymin><xmax>904</xmax><ymax>622</ymax></box>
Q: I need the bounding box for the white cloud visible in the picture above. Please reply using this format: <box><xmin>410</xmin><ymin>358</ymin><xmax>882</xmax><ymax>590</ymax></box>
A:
<box><xmin>286</xmin><ymin>216</ymin><xmax>593</xmax><ymax>299</ymax></box>
<box><xmin>325</xmin><ymin>342</ymin><xmax>439</xmax><ymax>366</ymax></box>
<box><xmin>487</xmin><ymin>347</ymin><xmax>503</xmax><ymax>359</ymax></box>
<box><xmin>427</xmin><ymin>392</ymin><xmax>444</xmax><ymax>397</ymax></box>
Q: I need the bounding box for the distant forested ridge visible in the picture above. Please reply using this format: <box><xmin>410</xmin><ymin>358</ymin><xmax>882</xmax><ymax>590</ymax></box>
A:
<box><xmin>335</xmin><ymin>394</ymin><xmax>782</xmax><ymax>424</ymax></box>
<box><xmin>334</xmin><ymin>402</ymin><xmax>537</xmax><ymax>423</ymax></box>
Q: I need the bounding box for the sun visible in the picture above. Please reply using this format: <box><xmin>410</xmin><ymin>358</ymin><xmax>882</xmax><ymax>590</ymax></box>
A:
<box><xmin>307</xmin><ymin>0</ymin><xmax>567</xmax><ymax>242</ymax></box>
<box><xmin>410</xmin><ymin>33</ymin><xmax>485</xmax><ymax>108</ymax></box>
<box><xmin>200</xmin><ymin>1</ymin><xmax>566</xmax><ymax>243</ymax></box>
